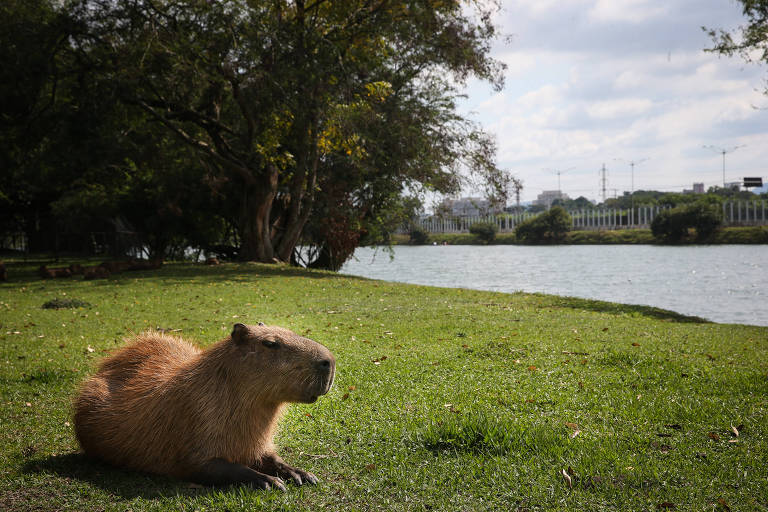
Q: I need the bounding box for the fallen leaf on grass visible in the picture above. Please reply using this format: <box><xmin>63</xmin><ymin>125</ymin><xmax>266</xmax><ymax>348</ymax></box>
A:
<box><xmin>717</xmin><ymin>498</ymin><xmax>731</xmax><ymax>511</ymax></box>
<box><xmin>342</xmin><ymin>393</ymin><xmax>350</xmax><ymax>400</ymax></box>
<box><xmin>528</xmin><ymin>365</ymin><xmax>537</xmax><ymax>371</ymax></box>
<box><xmin>657</xmin><ymin>502</ymin><xmax>676</xmax><ymax>509</ymax></box>
<box><xmin>561</xmin><ymin>468</ymin><xmax>572</xmax><ymax>489</ymax></box>
<box><xmin>86</xmin><ymin>345</ymin><xmax>95</xmax><ymax>353</ymax></box>
<box><xmin>730</xmin><ymin>425</ymin><xmax>740</xmax><ymax>437</ymax></box>
<box><xmin>631</xmin><ymin>342</ymin><xmax>640</xmax><ymax>347</ymax></box>
<box><xmin>708</xmin><ymin>432</ymin><xmax>720</xmax><ymax>441</ymax></box>
<box><xmin>664</xmin><ymin>423</ymin><xmax>682</xmax><ymax>430</ymax></box>
<box><xmin>705</xmin><ymin>353</ymin><xmax>716</xmax><ymax>360</ymax></box>
<box><xmin>364</xmin><ymin>464</ymin><xmax>376</xmax><ymax>472</ymax></box>
<box><xmin>348</xmin><ymin>386</ymin><xmax>356</xmax><ymax>391</ymax></box>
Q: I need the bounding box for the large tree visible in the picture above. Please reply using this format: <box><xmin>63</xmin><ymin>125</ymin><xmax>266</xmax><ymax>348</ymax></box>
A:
<box><xmin>71</xmin><ymin>0</ymin><xmax>504</xmax><ymax>264</ymax></box>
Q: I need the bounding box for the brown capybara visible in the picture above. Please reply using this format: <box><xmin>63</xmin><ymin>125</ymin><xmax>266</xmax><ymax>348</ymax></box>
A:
<box><xmin>83</xmin><ymin>265</ymin><xmax>111</xmax><ymax>280</ymax></box>
<box><xmin>73</xmin><ymin>323</ymin><xmax>336</xmax><ymax>490</ymax></box>
<box><xmin>69</xmin><ymin>263</ymin><xmax>84</xmax><ymax>275</ymax></box>
<box><xmin>205</xmin><ymin>257</ymin><xmax>220</xmax><ymax>265</ymax></box>
<box><xmin>39</xmin><ymin>265</ymin><xmax>72</xmax><ymax>278</ymax></box>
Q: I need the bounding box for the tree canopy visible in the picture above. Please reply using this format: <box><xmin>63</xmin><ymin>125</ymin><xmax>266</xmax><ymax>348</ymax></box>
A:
<box><xmin>1</xmin><ymin>0</ymin><xmax>507</xmax><ymax>269</ymax></box>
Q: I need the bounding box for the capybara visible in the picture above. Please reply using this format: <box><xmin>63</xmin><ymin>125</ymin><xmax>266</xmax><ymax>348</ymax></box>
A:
<box><xmin>74</xmin><ymin>323</ymin><xmax>336</xmax><ymax>490</ymax></box>
<box><xmin>69</xmin><ymin>263</ymin><xmax>84</xmax><ymax>275</ymax></box>
<box><xmin>39</xmin><ymin>265</ymin><xmax>72</xmax><ymax>279</ymax></box>
<box><xmin>83</xmin><ymin>265</ymin><xmax>111</xmax><ymax>280</ymax></box>
<box><xmin>205</xmin><ymin>257</ymin><xmax>220</xmax><ymax>265</ymax></box>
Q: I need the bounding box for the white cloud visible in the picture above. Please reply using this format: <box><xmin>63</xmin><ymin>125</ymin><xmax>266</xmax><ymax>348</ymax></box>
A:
<box><xmin>588</xmin><ymin>0</ymin><xmax>668</xmax><ymax>23</ymax></box>
<box><xmin>458</xmin><ymin>0</ymin><xmax>768</xmax><ymax>202</ymax></box>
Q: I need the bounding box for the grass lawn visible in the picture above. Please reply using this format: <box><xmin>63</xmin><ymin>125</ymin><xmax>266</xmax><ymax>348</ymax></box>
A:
<box><xmin>1</xmin><ymin>259</ymin><xmax>766</xmax><ymax>511</ymax></box>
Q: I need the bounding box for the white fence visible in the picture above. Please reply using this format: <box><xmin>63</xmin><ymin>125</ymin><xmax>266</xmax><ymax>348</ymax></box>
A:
<box><xmin>410</xmin><ymin>200</ymin><xmax>768</xmax><ymax>233</ymax></box>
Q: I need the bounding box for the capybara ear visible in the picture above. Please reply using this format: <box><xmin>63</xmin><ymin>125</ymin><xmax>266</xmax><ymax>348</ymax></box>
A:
<box><xmin>231</xmin><ymin>323</ymin><xmax>248</xmax><ymax>344</ymax></box>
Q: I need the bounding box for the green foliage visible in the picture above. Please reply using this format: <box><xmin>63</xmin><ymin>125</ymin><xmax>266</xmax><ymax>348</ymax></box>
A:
<box><xmin>468</xmin><ymin>221</ymin><xmax>498</xmax><ymax>243</ymax></box>
<box><xmin>515</xmin><ymin>206</ymin><xmax>572</xmax><ymax>243</ymax></box>
<box><xmin>408</xmin><ymin>226</ymin><xmax>430</xmax><ymax>245</ymax></box>
<box><xmin>651</xmin><ymin>202</ymin><xmax>722</xmax><ymax>242</ymax></box>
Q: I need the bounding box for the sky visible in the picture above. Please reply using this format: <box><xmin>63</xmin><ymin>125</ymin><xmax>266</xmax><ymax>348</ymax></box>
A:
<box><xmin>457</xmin><ymin>0</ymin><xmax>768</xmax><ymax>204</ymax></box>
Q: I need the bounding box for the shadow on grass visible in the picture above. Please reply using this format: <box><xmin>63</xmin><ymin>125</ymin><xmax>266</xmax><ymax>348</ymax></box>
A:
<box><xmin>22</xmin><ymin>452</ymin><xmax>206</xmax><ymax>500</ymax></box>
<box><xmin>539</xmin><ymin>294</ymin><xmax>709</xmax><ymax>324</ymax></box>
<box><xmin>2</xmin><ymin>260</ymin><xmax>360</xmax><ymax>288</ymax></box>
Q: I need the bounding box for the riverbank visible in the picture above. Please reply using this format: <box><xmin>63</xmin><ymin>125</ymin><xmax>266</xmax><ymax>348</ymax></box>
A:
<box><xmin>1</xmin><ymin>260</ymin><xmax>766</xmax><ymax>510</ymax></box>
<box><xmin>393</xmin><ymin>225</ymin><xmax>768</xmax><ymax>245</ymax></box>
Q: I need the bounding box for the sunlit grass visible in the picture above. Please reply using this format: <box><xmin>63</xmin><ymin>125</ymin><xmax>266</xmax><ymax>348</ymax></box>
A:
<box><xmin>1</xmin><ymin>258</ymin><xmax>766</xmax><ymax>510</ymax></box>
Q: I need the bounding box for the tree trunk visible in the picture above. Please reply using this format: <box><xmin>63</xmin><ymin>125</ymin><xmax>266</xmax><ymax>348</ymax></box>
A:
<box><xmin>237</xmin><ymin>165</ymin><xmax>279</xmax><ymax>262</ymax></box>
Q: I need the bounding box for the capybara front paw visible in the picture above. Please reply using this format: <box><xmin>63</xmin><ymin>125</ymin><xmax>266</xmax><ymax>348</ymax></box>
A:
<box><xmin>251</xmin><ymin>474</ymin><xmax>287</xmax><ymax>492</ymax></box>
<box><xmin>281</xmin><ymin>466</ymin><xmax>318</xmax><ymax>486</ymax></box>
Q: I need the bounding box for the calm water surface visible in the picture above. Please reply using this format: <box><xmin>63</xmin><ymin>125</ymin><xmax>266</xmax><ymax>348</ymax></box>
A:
<box><xmin>341</xmin><ymin>245</ymin><xmax>768</xmax><ymax>326</ymax></box>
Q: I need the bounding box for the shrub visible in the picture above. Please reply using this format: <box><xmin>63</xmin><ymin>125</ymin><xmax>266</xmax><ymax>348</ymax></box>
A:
<box><xmin>651</xmin><ymin>202</ymin><xmax>722</xmax><ymax>242</ymax></box>
<box><xmin>408</xmin><ymin>226</ymin><xmax>430</xmax><ymax>245</ymax></box>
<box><xmin>514</xmin><ymin>206</ymin><xmax>572</xmax><ymax>243</ymax></box>
<box><xmin>469</xmin><ymin>221</ymin><xmax>498</xmax><ymax>243</ymax></box>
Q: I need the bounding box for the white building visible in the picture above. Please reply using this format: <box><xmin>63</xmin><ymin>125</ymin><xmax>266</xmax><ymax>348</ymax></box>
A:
<box><xmin>439</xmin><ymin>197</ymin><xmax>497</xmax><ymax>216</ymax></box>
<box><xmin>533</xmin><ymin>190</ymin><xmax>570</xmax><ymax>208</ymax></box>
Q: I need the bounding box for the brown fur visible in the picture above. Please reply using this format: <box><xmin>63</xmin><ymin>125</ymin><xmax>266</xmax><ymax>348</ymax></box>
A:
<box><xmin>205</xmin><ymin>257</ymin><xmax>220</xmax><ymax>266</ymax></box>
<box><xmin>83</xmin><ymin>265</ymin><xmax>111</xmax><ymax>280</ymax></box>
<box><xmin>73</xmin><ymin>324</ymin><xmax>335</xmax><ymax>487</ymax></box>
<box><xmin>39</xmin><ymin>265</ymin><xmax>72</xmax><ymax>279</ymax></box>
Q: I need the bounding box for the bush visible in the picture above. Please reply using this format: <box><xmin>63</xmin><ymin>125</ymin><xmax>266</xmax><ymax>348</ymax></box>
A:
<box><xmin>514</xmin><ymin>206</ymin><xmax>572</xmax><ymax>243</ymax></box>
<box><xmin>651</xmin><ymin>202</ymin><xmax>722</xmax><ymax>242</ymax></box>
<box><xmin>469</xmin><ymin>221</ymin><xmax>498</xmax><ymax>243</ymax></box>
<box><xmin>408</xmin><ymin>226</ymin><xmax>430</xmax><ymax>245</ymax></box>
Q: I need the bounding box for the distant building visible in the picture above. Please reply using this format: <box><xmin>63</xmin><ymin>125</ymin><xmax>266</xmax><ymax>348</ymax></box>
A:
<box><xmin>533</xmin><ymin>190</ymin><xmax>570</xmax><ymax>208</ymax></box>
<box><xmin>439</xmin><ymin>197</ymin><xmax>497</xmax><ymax>216</ymax></box>
<box><xmin>683</xmin><ymin>182</ymin><xmax>705</xmax><ymax>194</ymax></box>
<box><xmin>725</xmin><ymin>181</ymin><xmax>741</xmax><ymax>191</ymax></box>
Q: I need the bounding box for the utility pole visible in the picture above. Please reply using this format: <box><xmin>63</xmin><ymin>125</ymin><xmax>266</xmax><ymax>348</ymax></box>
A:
<box><xmin>543</xmin><ymin>166</ymin><xmax>574</xmax><ymax>202</ymax></box>
<box><xmin>703</xmin><ymin>145</ymin><xmax>745</xmax><ymax>188</ymax></box>
<box><xmin>600</xmin><ymin>163</ymin><xmax>608</xmax><ymax>204</ymax></box>
<box><xmin>614</xmin><ymin>157</ymin><xmax>648</xmax><ymax>209</ymax></box>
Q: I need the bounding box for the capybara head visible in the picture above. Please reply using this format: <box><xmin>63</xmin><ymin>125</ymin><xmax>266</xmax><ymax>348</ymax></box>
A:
<box><xmin>230</xmin><ymin>323</ymin><xmax>335</xmax><ymax>404</ymax></box>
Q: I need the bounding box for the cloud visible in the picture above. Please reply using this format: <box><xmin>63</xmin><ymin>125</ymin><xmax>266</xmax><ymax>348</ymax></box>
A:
<box><xmin>459</xmin><ymin>0</ymin><xmax>768</xmax><ymax>202</ymax></box>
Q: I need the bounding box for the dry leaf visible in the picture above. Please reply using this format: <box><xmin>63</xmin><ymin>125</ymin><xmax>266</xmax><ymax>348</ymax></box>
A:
<box><xmin>348</xmin><ymin>386</ymin><xmax>356</xmax><ymax>391</ymax></box>
<box><xmin>602</xmin><ymin>327</ymin><xmax>609</xmax><ymax>331</ymax></box>
<box><xmin>24</xmin><ymin>402</ymin><xmax>32</xmax><ymax>407</ymax></box>
<box><xmin>528</xmin><ymin>365</ymin><xmax>537</xmax><ymax>371</ymax></box>
<box><xmin>717</xmin><ymin>498</ymin><xmax>731</xmax><ymax>511</ymax></box>
<box><xmin>708</xmin><ymin>432</ymin><xmax>720</xmax><ymax>441</ymax></box>
<box><xmin>364</xmin><ymin>464</ymin><xmax>376</xmax><ymax>472</ymax></box>
<box><xmin>565</xmin><ymin>422</ymin><xmax>580</xmax><ymax>430</ymax></box>
<box><xmin>632</xmin><ymin>342</ymin><xmax>640</xmax><ymax>347</ymax></box>
<box><xmin>342</xmin><ymin>393</ymin><xmax>350</xmax><ymax>400</ymax></box>
<box><xmin>657</xmin><ymin>503</ymin><xmax>676</xmax><ymax>509</ymax></box>
<box><xmin>561</xmin><ymin>468</ymin><xmax>572</xmax><ymax>489</ymax></box>
<box><xmin>730</xmin><ymin>425</ymin><xmax>739</xmax><ymax>437</ymax></box>
<box><xmin>86</xmin><ymin>345</ymin><xmax>95</xmax><ymax>353</ymax></box>
<box><xmin>664</xmin><ymin>424</ymin><xmax>682</xmax><ymax>430</ymax></box>
<box><xmin>570</xmin><ymin>429</ymin><xmax>580</xmax><ymax>439</ymax></box>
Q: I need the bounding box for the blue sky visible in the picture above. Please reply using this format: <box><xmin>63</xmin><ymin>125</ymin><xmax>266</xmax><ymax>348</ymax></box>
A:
<box><xmin>458</xmin><ymin>0</ymin><xmax>768</xmax><ymax>203</ymax></box>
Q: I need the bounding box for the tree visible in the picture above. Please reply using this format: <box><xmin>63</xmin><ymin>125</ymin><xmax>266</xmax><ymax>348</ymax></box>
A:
<box><xmin>705</xmin><ymin>0</ymin><xmax>768</xmax><ymax>96</ymax></box>
<box><xmin>650</xmin><ymin>201</ymin><xmax>722</xmax><ymax>242</ymax></box>
<box><xmin>515</xmin><ymin>206</ymin><xmax>571</xmax><ymax>243</ymax></box>
<box><xmin>71</xmin><ymin>0</ymin><xmax>505</xmax><ymax>265</ymax></box>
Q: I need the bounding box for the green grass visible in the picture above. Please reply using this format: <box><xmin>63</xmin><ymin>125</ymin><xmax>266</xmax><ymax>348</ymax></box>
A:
<box><xmin>1</xmin><ymin>258</ymin><xmax>767</xmax><ymax>511</ymax></box>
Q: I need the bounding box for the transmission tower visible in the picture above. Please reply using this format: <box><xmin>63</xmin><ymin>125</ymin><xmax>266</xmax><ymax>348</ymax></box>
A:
<box><xmin>599</xmin><ymin>163</ymin><xmax>608</xmax><ymax>203</ymax></box>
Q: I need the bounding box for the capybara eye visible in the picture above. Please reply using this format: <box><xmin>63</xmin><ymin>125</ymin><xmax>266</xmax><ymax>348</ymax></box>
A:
<box><xmin>262</xmin><ymin>339</ymin><xmax>279</xmax><ymax>349</ymax></box>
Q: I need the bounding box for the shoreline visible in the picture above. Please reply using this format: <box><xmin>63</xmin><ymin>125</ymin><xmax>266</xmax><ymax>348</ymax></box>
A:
<box><xmin>392</xmin><ymin>225</ymin><xmax>768</xmax><ymax>245</ymax></box>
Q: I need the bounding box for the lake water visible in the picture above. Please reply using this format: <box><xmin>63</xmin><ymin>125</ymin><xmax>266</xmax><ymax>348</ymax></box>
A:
<box><xmin>341</xmin><ymin>245</ymin><xmax>768</xmax><ymax>326</ymax></box>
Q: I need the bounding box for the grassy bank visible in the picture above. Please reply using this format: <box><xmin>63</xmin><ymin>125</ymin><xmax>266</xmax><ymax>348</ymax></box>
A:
<box><xmin>1</xmin><ymin>259</ymin><xmax>767</xmax><ymax>511</ymax></box>
<box><xmin>393</xmin><ymin>225</ymin><xmax>768</xmax><ymax>245</ymax></box>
